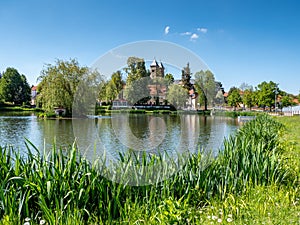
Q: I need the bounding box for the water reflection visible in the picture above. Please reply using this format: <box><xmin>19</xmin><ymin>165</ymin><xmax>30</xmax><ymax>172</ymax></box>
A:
<box><xmin>0</xmin><ymin>112</ymin><xmax>239</xmax><ymax>158</ymax></box>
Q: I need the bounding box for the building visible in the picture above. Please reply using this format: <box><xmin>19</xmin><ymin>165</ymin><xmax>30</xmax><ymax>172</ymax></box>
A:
<box><xmin>150</xmin><ymin>59</ymin><xmax>165</xmax><ymax>79</ymax></box>
<box><xmin>31</xmin><ymin>86</ymin><xmax>37</xmax><ymax>106</ymax></box>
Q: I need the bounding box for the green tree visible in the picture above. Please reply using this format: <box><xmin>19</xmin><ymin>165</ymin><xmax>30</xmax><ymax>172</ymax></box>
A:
<box><xmin>227</xmin><ymin>87</ymin><xmax>242</xmax><ymax>110</ymax></box>
<box><xmin>256</xmin><ymin>81</ymin><xmax>278</xmax><ymax>111</ymax></box>
<box><xmin>105</xmin><ymin>71</ymin><xmax>124</xmax><ymax>102</ymax></box>
<box><xmin>164</xmin><ymin>73</ymin><xmax>174</xmax><ymax>85</ymax></box>
<box><xmin>194</xmin><ymin>70</ymin><xmax>216</xmax><ymax>110</ymax></box>
<box><xmin>166</xmin><ymin>84</ymin><xmax>188</xmax><ymax>109</ymax></box>
<box><xmin>242</xmin><ymin>88</ymin><xmax>255</xmax><ymax>110</ymax></box>
<box><xmin>124</xmin><ymin>57</ymin><xmax>150</xmax><ymax>105</ymax></box>
<box><xmin>0</xmin><ymin>67</ymin><xmax>31</xmax><ymax>105</ymax></box>
<box><xmin>181</xmin><ymin>63</ymin><xmax>192</xmax><ymax>90</ymax></box>
<box><xmin>37</xmin><ymin>59</ymin><xmax>102</xmax><ymax>116</ymax></box>
<box><xmin>280</xmin><ymin>93</ymin><xmax>295</xmax><ymax>108</ymax></box>
<box><xmin>125</xmin><ymin>57</ymin><xmax>149</xmax><ymax>85</ymax></box>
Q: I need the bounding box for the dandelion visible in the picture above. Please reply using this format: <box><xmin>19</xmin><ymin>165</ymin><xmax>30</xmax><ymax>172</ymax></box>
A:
<box><xmin>217</xmin><ymin>218</ymin><xmax>222</xmax><ymax>223</ymax></box>
<box><xmin>227</xmin><ymin>217</ymin><xmax>233</xmax><ymax>223</ymax></box>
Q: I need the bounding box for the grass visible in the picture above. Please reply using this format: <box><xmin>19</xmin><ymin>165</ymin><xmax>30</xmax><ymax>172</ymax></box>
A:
<box><xmin>0</xmin><ymin>115</ymin><xmax>299</xmax><ymax>224</ymax></box>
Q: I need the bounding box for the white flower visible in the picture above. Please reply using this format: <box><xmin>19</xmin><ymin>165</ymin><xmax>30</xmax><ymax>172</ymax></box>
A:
<box><xmin>24</xmin><ymin>222</ymin><xmax>30</xmax><ymax>225</ymax></box>
<box><xmin>227</xmin><ymin>217</ymin><xmax>233</xmax><ymax>222</ymax></box>
<box><xmin>40</xmin><ymin>220</ymin><xmax>46</xmax><ymax>225</ymax></box>
<box><xmin>212</xmin><ymin>215</ymin><xmax>218</xmax><ymax>220</ymax></box>
<box><xmin>217</xmin><ymin>218</ymin><xmax>222</xmax><ymax>223</ymax></box>
<box><xmin>25</xmin><ymin>218</ymin><xmax>31</xmax><ymax>222</ymax></box>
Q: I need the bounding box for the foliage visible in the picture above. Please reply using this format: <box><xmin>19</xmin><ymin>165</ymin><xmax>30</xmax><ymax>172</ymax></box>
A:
<box><xmin>0</xmin><ymin>115</ymin><xmax>297</xmax><ymax>224</ymax></box>
<box><xmin>124</xmin><ymin>77</ymin><xmax>151</xmax><ymax>105</ymax></box>
<box><xmin>239</xmin><ymin>82</ymin><xmax>253</xmax><ymax>91</ymax></box>
<box><xmin>166</xmin><ymin>84</ymin><xmax>188</xmax><ymax>109</ymax></box>
<box><xmin>164</xmin><ymin>73</ymin><xmax>174</xmax><ymax>85</ymax></box>
<box><xmin>123</xmin><ymin>57</ymin><xmax>151</xmax><ymax>105</ymax></box>
<box><xmin>280</xmin><ymin>93</ymin><xmax>296</xmax><ymax>108</ymax></box>
<box><xmin>0</xmin><ymin>68</ymin><xmax>31</xmax><ymax>105</ymax></box>
<box><xmin>104</xmin><ymin>71</ymin><xmax>124</xmax><ymax>102</ymax></box>
<box><xmin>37</xmin><ymin>59</ymin><xmax>102</xmax><ymax>116</ymax></box>
<box><xmin>227</xmin><ymin>87</ymin><xmax>242</xmax><ymax>110</ymax></box>
<box><xmin>242</xmin><ymin>88</ymin><xmax>255</xmax><ymax>110</ymax></box>
<box><xmin>124</xmin><ymin>57</ymin><xmax>149</xmax><ymax>86</ymax></box>
<box><xmin>181</xmin><ymin>63</ymin><xmax>192</xmax><ymax>90</ymax></box>
<box><xmin>194</xmin><ymin>70</ymin><xmax>216</xmax><ymax>110</ymax></box>
<box><xmin>255</xmin><ymin>81</ymin><xmax>278</xmax><ymax>110</ymax></box>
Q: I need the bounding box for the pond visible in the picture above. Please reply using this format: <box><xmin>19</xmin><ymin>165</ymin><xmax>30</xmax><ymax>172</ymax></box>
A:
<box><xmin>0</xmin><ymin>112</ymin><xmax>240</xmax><ymax>159</ymax></box>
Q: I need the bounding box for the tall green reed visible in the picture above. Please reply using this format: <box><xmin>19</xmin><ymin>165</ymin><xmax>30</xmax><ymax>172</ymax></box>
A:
<box><xmin>0</xmin><ymin>114</ymin><xmax>294</xmax><ymax>224</ymax></box>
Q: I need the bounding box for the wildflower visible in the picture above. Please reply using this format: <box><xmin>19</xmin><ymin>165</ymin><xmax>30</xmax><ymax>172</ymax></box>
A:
<box><xmin>40</xmin><ymin>220</ymin><xmax>46</xmax><ymax>225</ymax></box>
<box><xmin>212</xmin><ymin>215</ymin><xmax>218</xmax><ymax>220</ymax></box>
<box><xmin>227</xmin><ymin>217</ymin><xmax>233</xmax><ymax>223</ymax></box>
<box><xmin>207</xmin><ymin>215</ymin><xmax>211</xmax><ymax>220</ymax></box>
<box><xmin>24</xmin><ymin>222</ymin><xmax>30</xmax><ymax>225</ymax></box>
<box><xmin>228</xmin><ymin>214</ymin><xmax>233</xmax><ymax>218</ymax></box>
<box><xmin>217</xmin><ymin>218</ymin><xmax>222</xmax><ymax>223</ymax></box>
<box><xmin>25</xmin><ymin>218</ymin><xmax>31</xmax><ymax>222</ymax></box>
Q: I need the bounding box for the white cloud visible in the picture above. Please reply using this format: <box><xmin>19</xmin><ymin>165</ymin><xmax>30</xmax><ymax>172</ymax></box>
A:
<box><xmin>190</xmin><ymin>33</ymin><xmax>199</xmax><ymax>40</ymax></box>
<box><xmin>180</xmin><ymin>31</ymin><xmax>192</xmax><ymax>36</ymax></box>
<box><xmin>197</xmin><ymin>28</ymin><xmax>208</xmax><ymax>34</ymax></box>
<box><xmin>164</xmin><ymin>26</ymin><xmax>170</xmax><ymax>35</ymax></box>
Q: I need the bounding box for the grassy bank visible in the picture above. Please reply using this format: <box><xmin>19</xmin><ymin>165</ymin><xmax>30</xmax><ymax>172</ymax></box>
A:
<box><xmin>0</xmin><ymin>115</ymin><xmax>299</xmax><ymax>224</ymax></box>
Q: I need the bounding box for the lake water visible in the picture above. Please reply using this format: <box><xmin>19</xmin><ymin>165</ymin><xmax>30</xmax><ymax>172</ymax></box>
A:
<box><xmin>0</xmin><ymin>112</ymin><xmax>240</xmax><ymax>160</ymax></box>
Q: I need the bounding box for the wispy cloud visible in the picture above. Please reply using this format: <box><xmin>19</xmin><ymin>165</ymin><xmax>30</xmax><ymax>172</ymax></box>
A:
<box><xmin>164</xmin><ymin>26</ymin><xmax>170</xmax><ymax>35</ymax></box>
<box><xmin>197</xmin><ymin>28</ymin><xmax>208</xmax><ymax>34</ymax></box>
<box><xmin>190</xmin><ymin>33</ymin><xmax>199</xmax><ymax>40</ymax></box>
<box><xmin>180</xmin><ymin>31</ymin><xmax>192</xmax><ymax>36</ymax></box>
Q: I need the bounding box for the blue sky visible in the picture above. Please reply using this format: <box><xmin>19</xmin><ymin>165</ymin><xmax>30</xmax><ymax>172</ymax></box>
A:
<box><xmin>0</xmin><ymin>0</ymin><xmax>300</xmax><ymax>94</ymax></box>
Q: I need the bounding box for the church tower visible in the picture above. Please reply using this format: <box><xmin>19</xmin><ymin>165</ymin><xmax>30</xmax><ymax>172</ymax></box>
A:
<box><xmin>150</xmin><ymin>59</ymin><xmax>165</xmax><ymax>79</ymax></box>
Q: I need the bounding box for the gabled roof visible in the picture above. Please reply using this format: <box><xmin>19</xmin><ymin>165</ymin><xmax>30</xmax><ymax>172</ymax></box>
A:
<box><xmin>158</xmin><ymin>62</ymin><xmax>164</xmax><ymax>68</ymax></box>
<box><xmin>150</xmin><ymin>59</ymin><xmax>159</xmax><ymax>67</ymax></box>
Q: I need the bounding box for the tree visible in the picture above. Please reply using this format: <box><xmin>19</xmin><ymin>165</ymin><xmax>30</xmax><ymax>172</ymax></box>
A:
<box><xmin>256</xmin><ymin>81</ymin><xmax>278</xmax><ymax>111</ymax></box>
<box><xmin>0</xmin><ymin>67</ymin><xmax>31</xmax><ymax>105</ymax></box>
<box><xmin>37</xmin><ymin>59</ymin><xmax>102</xmax><ymax>116</ymax></box>
<box><xmin>227</xmin><ymin>87</ymin><xmax>242</xmax><ymax>110</ymax></box>
<box><xmin>194</xmin><ymin>70</ymin><xmax>216</xmax><ymax>110</ymax></box>
<box><xmin>242</xmin><ymin>88</ymin><xmax>255</xmax><ymax>110</ymax></box>
<box><xmin>181</xmin><ymin>63</ymin><xmax>192</xmax><ymax>90</ymax></box>
<box><xmin>239</xmin><ymin>82</ymin><xmax>253</xmax><ymax>92</ymax></box>
<box><xmin>124</xmin><ymin>57</ymin><xmax>150</xmax><ymax>105</ymax></box>
<box><xmin>280</xmin><ymin>93</ymin><xmax>296</xmax><ymax>108</ymax></box>
<box><xmin>164</xmin><ymin>73</ymin><xmax>174</xmax><ymax>85</ymax></box>
<box><xmin>166</xmin><ymin>84</ymin><xmax>188</xmax><ymax>109</ymax></box>
<box><xmin>105</xmin><ymin>71</ymin><xmax>124</xmax><ymax>102</ymax></box>
<box><xmin>124</xmin><ymin>57</ymin><xmax>149</xmax><ymax>85</ymax></box>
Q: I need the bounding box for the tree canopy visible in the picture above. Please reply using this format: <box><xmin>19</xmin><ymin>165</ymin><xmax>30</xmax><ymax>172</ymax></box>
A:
<box><xmin>255</xmin><ymin>81</ymin><xmax>278</xmax><ymax>110</ymax></box>
<box><xmin>166</xmin><ymin>84</ymin><xmax>188</xmax><ymax>109</ymax></box>
<box><xmin>181</xmin><ymin>63</ymin><xmax>192</xmax><ymax>90</ymax></box>
<box><xmin>37</xmin><ymin>59</ymin><xmax>102</xmax><ymax>116</ymax></box>
<box><xmin>0</xmin><ymin>67</ymin><xmax>31</xmax><ymax>105</ymax></box>
<box><xmin>194</xmin><ymin>70</ymin><xmax>216</xmax><ymax>110</ymax></box>
<box><xmin>227</xmin><ymin>87</ymin><xmax>242</xmax><ymax>110</ymax></box>
<box><xmin>123</xmin><ymin>57</ymin><xmax>151</xmax><ymax>104</ymax></box>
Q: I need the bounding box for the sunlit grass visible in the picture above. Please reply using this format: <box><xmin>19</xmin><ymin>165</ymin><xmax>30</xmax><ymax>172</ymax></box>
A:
<box><xmin>0</xmin><ymin>114</ymin><xmax>299</xmax><ymax>224</ymax></box>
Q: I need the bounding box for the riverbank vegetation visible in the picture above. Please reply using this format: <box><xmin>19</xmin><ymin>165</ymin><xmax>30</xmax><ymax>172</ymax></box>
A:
<box><xmin>0</xmin><ymin>115</ymin><xmax>299</xmax><ymax>224</ymax></box>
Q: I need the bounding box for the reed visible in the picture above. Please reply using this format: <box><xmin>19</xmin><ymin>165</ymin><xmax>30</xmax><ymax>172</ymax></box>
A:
<box><xmin>0</xmin><ymin>115</ymin><xmax>297</xmax><ymax>224</ymax></box>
